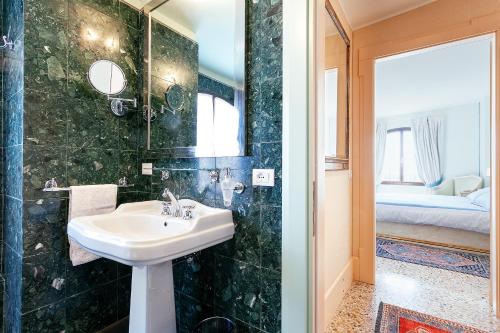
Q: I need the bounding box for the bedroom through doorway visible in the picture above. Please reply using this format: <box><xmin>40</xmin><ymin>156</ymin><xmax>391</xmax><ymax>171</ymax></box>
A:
<box><xmin>372</xmin><ymin>34</ymin><xmax>495</xmax><ymax>326</ymax></box>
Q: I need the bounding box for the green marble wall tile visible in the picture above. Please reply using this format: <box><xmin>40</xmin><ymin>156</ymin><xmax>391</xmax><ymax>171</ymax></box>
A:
<box><xmin>260</xmin><ymin>205</ymin><xmax>281</xmax><ymax>271</ymax></box>
<box><xmin>23</xmin><ymin>198</ymin><xmax>68</xmax><ymax>257</ymax></box>
<box><xmin>22</xmin><ymin>250</ymin><xmax>66</xmax><ymax>311</ymax></box>
<box><xmin>65</xmin><ymin>257</ymin><xmax>117</xmax><ymax>296</ymax></box>
<box><xmin>21</xmin><ymin>300</ymin><xmax>66</xmax><ymax>333</ymax></box>
<box><xmin>253</xmin><ymin>78</ymin><xmax>282</xmax><ymax>143</ymax></box>
<box><xmin>23</xmin><ymin>145</ymin><xmax>67</xmax><ymax>200</ymax></box>
<box><xmin>118</xmin><ymin>150</ymin><xmax>139</xmax><ymax>191</ymax></box>
<box><xmin>67</xmin><ymin>2</ymin><xmax>121</xmax><ymax>101</ymax></box>
<box><xmin>177</xmin><ymin>292</ymin><xmax>214</xmax><ymax>333</ymax></box>
<box><xmin>76</xmin><ymin>0</ymin><xmax>119</xmax><ymax>19</ymax></box>
<box><xmin>117</xmin><ymin>274</ymin><xmax>131</xmax><ymax>319</ymax></box>
<box><xmin>173</xmin><ymin>251</ymin><xmax>215</xmax><ymax>305</ymax></box>
<box><xmin>65</xmin><ymin>281</ymin><xmax>118</xmax><ymax>332</ymax></box>
<box><xmin>176</xmin><ymin>169</ymin><xmax>217</xmax><ymax>205</ymax></box>
<box><xmin>214</xmin><ymin>255</ymin><xmax>261</xmax><ymax>327</ymax></box>
<box><xmin>24</xmin><ymin>90</ymin><xmax>68</xmax><ymax>147</ymax></box>
<box><xmin>119</xmin><ymin>1</ymin><xmax>141</xmax><ymax>30</ymax></box>
<box><xmin>260</xmin><ymin>268</ymin><xmax>281</xmax><ymax>333</ymax></box>
<box><xmin>67</xmin><ymin>148</ymin><xmax>119</xmax><ymax>186</ymax></box>
<box><xmin>24</xmin><ymin>0</ymin><xmax>68</xmax><ymax>93</ymax></box>
<box><xmin>67</xmin><ymin>97</ymin><xmax>120</xmax><ymax>149</ymax></box>
<box><xmin>257</xmin><ymin>142</ymin><xmax>282</xmax><ymax>205</ymax></box>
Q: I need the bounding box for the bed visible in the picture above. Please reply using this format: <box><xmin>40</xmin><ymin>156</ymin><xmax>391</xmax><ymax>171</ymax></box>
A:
<box><xmin>376</xmin><ymin>192</ymin><xmax>491</xmax><ymax>252</ymax></box>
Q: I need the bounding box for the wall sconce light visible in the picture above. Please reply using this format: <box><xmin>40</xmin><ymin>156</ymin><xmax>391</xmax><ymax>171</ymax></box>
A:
<box><xmin>164</xmin><ymin>75</ymin><xmax>176</xmax><ymax>84</ymax></box>
<box><xmin>105</xmin><ymin>37</ymin><xmax>116</xmax><ymax>49</ymax></box>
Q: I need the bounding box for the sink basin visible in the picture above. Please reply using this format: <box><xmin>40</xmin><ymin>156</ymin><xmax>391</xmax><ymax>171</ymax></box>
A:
<box><xmin>68</xmin><ymin>199</ymin><xmax>234</xmax><ymax>266</ymax></box>
<box><xmin>68</xmin><ymin>199</ymin><xmax>235</xmax><ymax>333</ymax></box>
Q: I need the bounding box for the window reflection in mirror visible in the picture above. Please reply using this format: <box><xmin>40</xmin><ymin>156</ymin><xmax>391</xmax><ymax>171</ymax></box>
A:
<box><xmin>149</xmin><ymin>0</ymin><xmax>246</xmax><ymax>157</ymax></box>
<box><xmin>324</xmin><ymin>3</ymin><xmax>349</xmax><ymax>164</ymax></box>
<box><xmin>196</xmin><ymin>93</ymin><xmax>241</xmax><ymax>157</ymax></box>
<box><xmin>325</xmin><ymin>68</ymin><xmax>338</xmax><ymax>156</ymax></box>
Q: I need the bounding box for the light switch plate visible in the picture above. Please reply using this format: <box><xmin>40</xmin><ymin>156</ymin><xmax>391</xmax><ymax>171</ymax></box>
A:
<box><xmin>142</xmin><ymin>163</ymin><xmax>153</xmax><ymax>176</ymax></box>
<box><xmin>252</xmin><ymin>169</ymin><xmax>275</xmax><ymax>187</ymax></box>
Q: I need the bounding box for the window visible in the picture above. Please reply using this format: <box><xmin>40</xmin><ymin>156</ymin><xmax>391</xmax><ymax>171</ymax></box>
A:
<box><xmin>196</xmin><ymin>93</ymin><xmax>240</xmax><ymax>157</ymax></box>
<box><xmin>381</xmin><ymin>127</ymin><xmax>422</xmax><ymax>185</ymax></box>
<box><xmin>324</xmin><ymin>68</ymin><xmax>338</xmax><ymax>156</ymax></box>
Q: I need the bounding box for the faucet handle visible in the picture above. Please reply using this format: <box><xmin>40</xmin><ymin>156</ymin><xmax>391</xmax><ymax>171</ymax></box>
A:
<box><xmin>182</xmin><ymin>205</ymin><xmax>195</xmax><ymax>220</ymax></box>
<box><xmin>162</xmin><ymin>188</ymin><xmax>171</xmax><ymax>199</ymax></box>
<box><xmin>162</xmin><ymin>202</ymin><xmax>173</xmax><ymax>216</ymax></box>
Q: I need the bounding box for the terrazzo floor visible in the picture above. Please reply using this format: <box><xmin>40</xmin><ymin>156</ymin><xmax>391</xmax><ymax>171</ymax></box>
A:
<box><xmin>326</xmin><ymin>257</ymin><xmax>500</xmax><ymax>333</ymax></box>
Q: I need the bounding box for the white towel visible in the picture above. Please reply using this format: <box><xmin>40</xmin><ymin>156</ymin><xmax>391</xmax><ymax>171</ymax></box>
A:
<box><xmin>69</xmin><ymin>184</ymin><xmax>118</xmax><ymax>266</ymax></box>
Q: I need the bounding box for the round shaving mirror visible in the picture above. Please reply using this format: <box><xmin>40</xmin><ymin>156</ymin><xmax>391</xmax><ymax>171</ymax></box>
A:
<box><xmin>164</xmin><ymin>83</ymin><xmax>185</xmax><ymax>113</ymax></box>
<box><xmin>88</xmin><ymin>60</ymin><xmax>127</xmax><ymax>95</ymax></box>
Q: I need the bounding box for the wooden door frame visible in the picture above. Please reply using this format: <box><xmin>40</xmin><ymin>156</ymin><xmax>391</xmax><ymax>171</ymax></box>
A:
<box><xmin>352</xmin><ymin>14</ymin><xmax>500</xmax><ymax>315</ymax></box>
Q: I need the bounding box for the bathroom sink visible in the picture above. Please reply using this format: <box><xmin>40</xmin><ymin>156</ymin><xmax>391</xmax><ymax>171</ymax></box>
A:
<box><xmin>68</xmin><ymin>200</ymin><xmax>234</xmax><ymax>266</ymax></box>
<box><xmin>67</xmin><ymin>199</ymin><xmax>235</xmax><ymax>333</ymax></box>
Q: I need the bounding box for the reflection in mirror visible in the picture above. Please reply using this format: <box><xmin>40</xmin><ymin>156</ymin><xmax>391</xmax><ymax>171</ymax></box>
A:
<box><xmin>164</xmin><ymin>83</ymin><xmax>185</xmax><ymax>114</ymax></box>
<box><xmin>325</xmin><ymin>68</ymin><xmax>338</xmax><ymax>156</ymax></box>
<box><xmin>148</xmin><ymin>0</ymin><xmax>246</xmax><ymax>156</ymax></box>
<box><xmin>88</xmin><ymin>60</ymin><xmax>127</xmax><ymax>95</ymax></box>
<box><xmin>324</xmin><ymin>2</ymin><xmax>350</xmax><ymax>167</ymax></box>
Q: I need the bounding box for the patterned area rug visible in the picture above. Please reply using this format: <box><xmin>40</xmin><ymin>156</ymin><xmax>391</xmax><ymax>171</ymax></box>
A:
<box><xmin>375</xmin><ymin>303</ymin><xmax>487</xmax><ymax>333</ymax></box>
<box><xmin>376</xmin><ymin>238</ymin><xmax>490</xmax><ymax>278</ymax></box>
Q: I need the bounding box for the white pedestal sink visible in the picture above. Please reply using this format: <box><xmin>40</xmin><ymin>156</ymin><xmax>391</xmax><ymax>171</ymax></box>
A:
<box><xmin>67</xmin><ymin>200</ymin><xmax>235</xmax><ymax>333</ymax></box>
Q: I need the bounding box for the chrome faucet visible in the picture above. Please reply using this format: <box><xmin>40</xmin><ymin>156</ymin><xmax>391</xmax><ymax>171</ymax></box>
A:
<box><xmin>162</xmin><ymin>188</ymin><xmax>181</xmax><ymax>217</ymax></box>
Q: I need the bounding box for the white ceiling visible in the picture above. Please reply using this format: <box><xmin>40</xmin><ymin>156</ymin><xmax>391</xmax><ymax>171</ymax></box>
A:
<box><xmin>375</xmin><ymin>36</ymin><xmax>492</xmax><ymax>118</ymax></box>
<box><xmin>338</xmin><ymin>0</ymin><xmax>436</xmax><ymax>29</ymax></box>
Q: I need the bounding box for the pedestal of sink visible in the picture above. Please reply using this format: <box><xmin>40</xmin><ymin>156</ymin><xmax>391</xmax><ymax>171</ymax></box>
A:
<box><xmin>129</xmin><ymin>261</ymin><xmax>176</xmax><ymax>333</ymax></box>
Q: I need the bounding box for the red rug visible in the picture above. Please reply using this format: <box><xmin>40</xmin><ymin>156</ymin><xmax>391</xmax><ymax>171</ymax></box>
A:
<box><xmin>375</xmin><ymin>303</ymin><xmax>487</xmax><ymax>333</ymax></box>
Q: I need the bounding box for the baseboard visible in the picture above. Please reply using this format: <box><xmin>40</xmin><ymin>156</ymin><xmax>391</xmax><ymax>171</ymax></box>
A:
<box><xmin>97</xmin><ymin>317</ymin><xmax>129</xmax><ymax>333</ymax></box>
<box><xmin>324</xmin><ymin>258</ymin><xmax>354</xmax><ymax>328</ymax></box>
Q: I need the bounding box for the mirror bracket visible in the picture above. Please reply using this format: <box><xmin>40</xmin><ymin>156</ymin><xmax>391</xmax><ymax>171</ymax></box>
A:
<box><xmin>107</xmin><ymin>96</ymin><xmax>137</xmax><ymax>117</ymax></box>
<box><xmin>107</xmin><ymin>96</ymin><xmax>137</xmax><ymax>108</ymax></box>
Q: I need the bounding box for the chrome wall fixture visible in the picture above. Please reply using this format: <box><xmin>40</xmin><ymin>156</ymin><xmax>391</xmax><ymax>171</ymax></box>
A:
<box><xmin>1</xmin><ymin>36</ymin><xmax>14</xmax><ymax>50</ymax></box>
<box><xmin>43</xmin><ymin>177</ymin><xmax>135</xmax><ymax>192</ymax></box>
<box><xmin>108</xmin><ymin>96</ymin><xmax>138</xmax><ymax>117</ymax></box>
<box><xmin>209</xmin><ymin>170</ymin><xmax>220</xmax><ymax>184</ymax></box>
<box><xmin>220</xmin><ymin>168</ymin><xmax>245</xmax><ymax>207</ymax></box>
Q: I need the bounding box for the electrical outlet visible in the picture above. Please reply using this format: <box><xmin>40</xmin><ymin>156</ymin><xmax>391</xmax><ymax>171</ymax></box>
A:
<box><xmin>252</xmin><ymin>169</ymin><xmax>275</xmax><ymax>187</ymax></box>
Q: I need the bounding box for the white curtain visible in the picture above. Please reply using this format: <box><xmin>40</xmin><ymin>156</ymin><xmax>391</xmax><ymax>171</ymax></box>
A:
<box><xmin>411</xmin><ymin>116</ymin><xmax>443</xmax><ymax>187</ymax></box>
<box><xmin>375</xmin><ymin>121</ymin><xmax>387</xmax><ymax>183</ymax></box>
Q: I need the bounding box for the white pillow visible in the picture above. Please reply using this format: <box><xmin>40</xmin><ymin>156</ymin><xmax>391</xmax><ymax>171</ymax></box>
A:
<box><xmin>467</xmin><ymin>187</ymin><xmax>490</xmax><ymax>210</ymax></box>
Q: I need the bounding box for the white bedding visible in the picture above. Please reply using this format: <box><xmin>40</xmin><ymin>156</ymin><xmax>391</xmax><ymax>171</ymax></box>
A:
<box><xmin>376</xmin><ymin>193</ymin><xmax>490</xmax><ymax>234</ymax></box>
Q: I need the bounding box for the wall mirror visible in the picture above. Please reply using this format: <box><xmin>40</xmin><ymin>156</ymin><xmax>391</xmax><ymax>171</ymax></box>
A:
<box><xmin>88</xmin><ymin>60</ymin><xmax>127</xmax><ymax>95</ymax></box>
<box><xmin>146</xmin><ymin>0</ymin><xmax>246</xmax><ymax>157</ymax></box>
<box><xmin>325</xmin><ymin>1</ymin><xmax>350</xmax><ymax>169</ymax></box>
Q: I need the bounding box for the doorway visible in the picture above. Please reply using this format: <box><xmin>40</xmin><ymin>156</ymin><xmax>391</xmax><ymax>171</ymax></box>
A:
<box><xmin>372</xmin><ymin>35</ymin><xmax>494</xmax><ymax>330</ymax></box>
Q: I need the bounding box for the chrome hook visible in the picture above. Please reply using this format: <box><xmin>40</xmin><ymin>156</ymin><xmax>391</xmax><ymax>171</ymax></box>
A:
<box><xmin>1</xmin><ymin>36</ymin><xmax>14</xmax><ymax>50</ymax></box>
